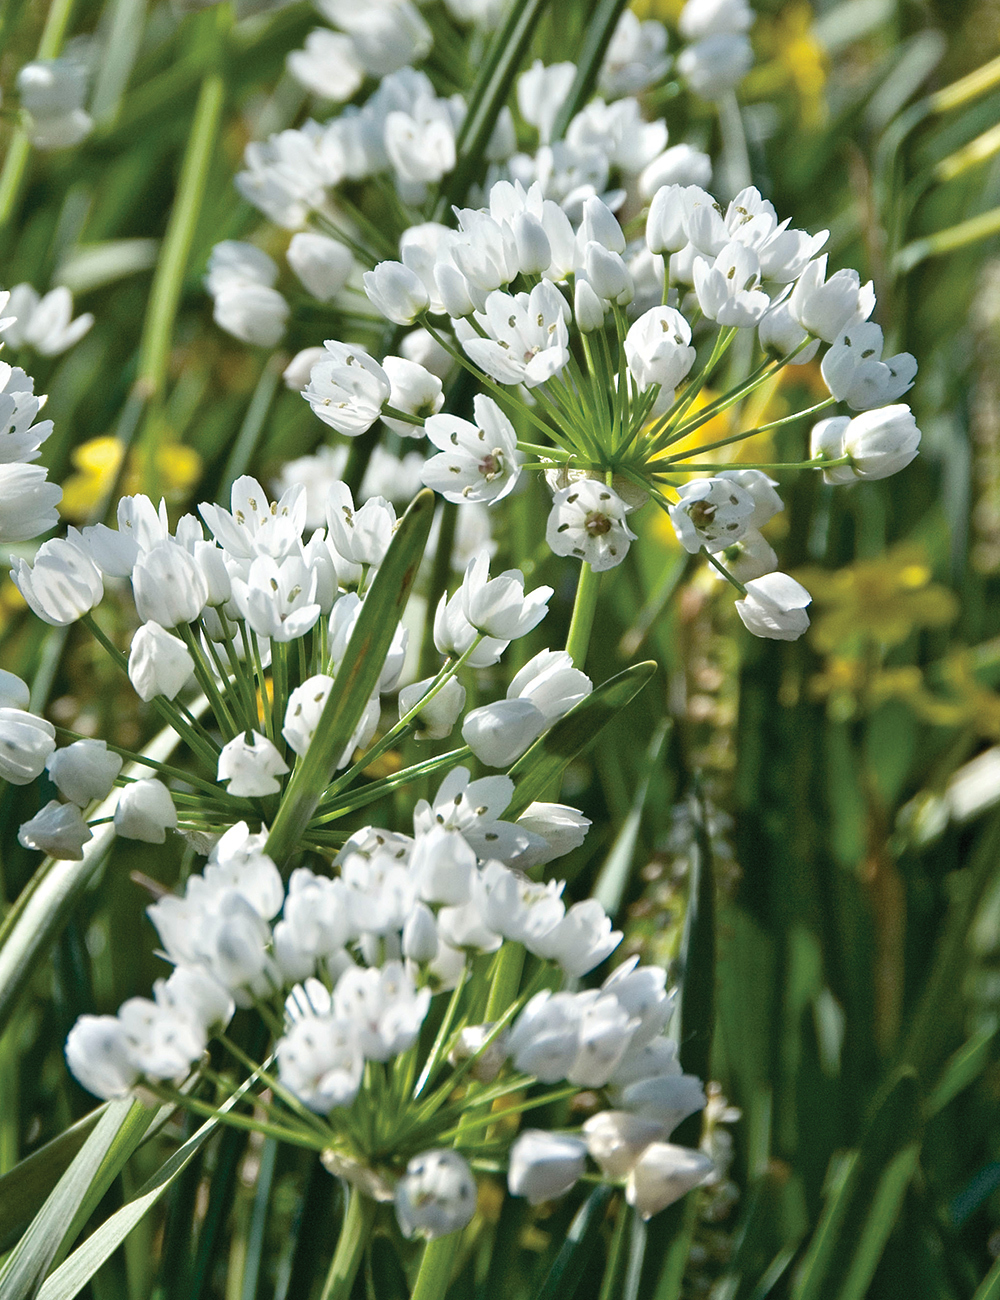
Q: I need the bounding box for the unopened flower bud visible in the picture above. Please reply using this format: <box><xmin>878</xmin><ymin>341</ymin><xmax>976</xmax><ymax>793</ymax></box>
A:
<box><xmin>46</xmin><ymin>738</ymin><xmax>122</xmax><ymax>806</ymax></box>
<box><xmin>395</xmin><ymin>1150</ymin><xmax>478</xmax><ymax>1239</ymax></box>
<box><xmin>114</xmin><ymin>778</ymin><xmax>177</xmax><ymax>844</ymax></box>
<box><xmin>18</xmin><ymin>799</ymin><xmax>93</xmax><ymax>860</ymax></box>
<box><xmin>626</xmin><ymin>1142</ymin><xmax>714</xmax><ymax>1219</ymax></box>
<box><xmin>508</xmin><ymin>1130</ymin><xmax>587</xmax><ymax>1205</ymax></box>
<box><xmin>128</xmin><ymin>622</ymin><xmax>195</xmax><ymax>702</ymax></box>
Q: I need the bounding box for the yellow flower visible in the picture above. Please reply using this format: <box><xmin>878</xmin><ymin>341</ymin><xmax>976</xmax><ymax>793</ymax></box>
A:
<box><xmin>795</xmin><ymin>545</ymin><xmax>958</xmax><ymax>653</ymax></box>
<box><xmin>748</xmin><ymin>2</ymin><xmax>828</xmax><ymax>130</ymax></box>
<box><xmin>59</xmin><ymin>436</ymin><xmax>202</xmax><ymax>522</ymax></box>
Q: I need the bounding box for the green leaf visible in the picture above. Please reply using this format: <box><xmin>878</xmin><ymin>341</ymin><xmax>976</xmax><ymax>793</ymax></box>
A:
<box><xmin>533</xmin><ymin>1185</ymin><xmax>613</xmax><ymax>1300</ymax></box>
<box><xmin>438</xmin><ymin>0</ymin><xmax>552</xmax><ymax>214</ymax></box>
<box><xmin>0</xmin><ymin>1110</ymin><xmax>106</xmax><ymax>1255</ymax></box>
<box><xmin>972</xmin><ymin>1256</ymin><xmax>1000</xmax><ymax>1300</ymax></box>
<box><xmin>504</xmin><ymin>661</ymin><xmax>657</xmax><ymax>819</ymax></box>
<box><xmin>790</xmin><ymin>1070</ymin><xmax>922</xmax><ymax>1300</ymax></box>
<box><xmin>927</xmin><ymin>1028</ymin><xmax>998</xmax><ymax>1115</ymax></box>
<box><xmin>36</xmin><ymin>1075</ymin><xmax>261</xmax><ymax>1300</ymax></box>
<box><xmin>264</xmin><ymin>489</ymin><xmax>435</xmax><ymax>866</ymax></box>
<box><xmin>0</xmin><ymin>1098</ymin><xmax>150</xmax><ymax>1300</ymax></box>
<box><xmin>548</xmin><ymin>0</ymin><xmax>631</xmax><ymax>143</ymax></box>
<box><xmin>592</xmin><ymin>720</ymin><xmax>670</xmax><ymax>920</ymax></box>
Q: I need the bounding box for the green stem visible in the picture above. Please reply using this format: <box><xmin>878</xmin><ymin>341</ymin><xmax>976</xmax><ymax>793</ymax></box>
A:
<box><xmin>565</xmin><ymin>561</ymin><xmax>602</xmax><ymax>670</ymax></box>
<box><xmin>0</xmin><ymin>0</ymin><xmax>78</xmax><ymax>227</ymax></box>
<box><xmin>410</xmin><ymin>1234</ymin><xmax>460</xmax><ymax>1300</ymax></box>
<box><xmin>136</xmin><ymin>29</ymin><xmax>226</xmax><ymax>401</ymax></box>
<box><xmin>320</xmin><ymin>1187</ymin><xmax>377</xmax><ymax>1300</ymax></box>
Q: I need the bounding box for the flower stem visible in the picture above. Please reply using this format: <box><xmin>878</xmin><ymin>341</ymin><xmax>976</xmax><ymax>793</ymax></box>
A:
<box><xmin>320</xmin><ymin>1186</ymin><xmax>377</xmax><ymax>1300</ymax></box>
<box><xmin>135</xmin><ymin>17</ymin><xmax>227</xmax><ymax>403</ymax></box>
<box><xmin>565</xmin><ymin>561</ymin><xmax>602</xmax><ymax>670</ymax></box>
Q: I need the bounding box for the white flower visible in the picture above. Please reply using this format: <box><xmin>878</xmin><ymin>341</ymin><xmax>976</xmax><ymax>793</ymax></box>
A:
<box><xmin>363</xmin><ymin>261</ymin><xmax>430</xmax><ymax>326</ymax></box>
<box><xmin>132</xmin><ymin>540</ymin><xmax>209</xmax><ymax>627</ymax></box>
<box><xmin>582</xmin><ymin>242</ymin><xmax>634</xmax><ymax>304</ymax></box>
<box><xmin>546</xmin><ymin>479</ymin><xmax>637</xmax><ymax>571</ymax></box>
<box><xmin>213</xmin><ymin>283</ymin><xmax>289</xmax><ymax>347</ymax></box>
<box><xmin>458</xmin><ymin>281</ymin><xmax>570</xmax><ymax>388</ymax></box>
<box><xmin>625</xmin><ymin>306</ymin><xmax>696</xmax><ymax>392</ymax></box>
<box><xmin>287</xmin><ymin>29</ymin><xmax>364</xmax><ymax>102</ymax></box>
<box><xmin>381</xmin><ymin>355</ymin><xmax>443</xmax><ymax>436</ymax></box>
<box><xmin>0</xmin><ymin>707</ymin><xmax>56</xmax><ymax>784</ymax></box>
<box><xmin>433</xmin><ymin>588</ymin><xmax>508</xmax><ymax>666</ymax></box>
<box><xmin>638</xmin><ymin>146</ymin><xmax>713</xmax><ymax>201</ymax></box>
<box><xmin>235</xmin><ymin>126</ymin><xmax>337</xmax><ymax>229</ymax></box>
<box><xmin>678</xmin><ymin>0</ymin><xmax>753</xmax><ymax>40</ymax></box>
<box><xmin>626</xmin><ymin>1143</ymin><xmax>714</xmax><ymax>1219</ymax></box>
<box><xmin>154</xmin><ymin>965</ymin><xmax>234</xmax><ymax>1037</ymax></box>
<box><xmin>669</xmin><ymin>477</ymin><xmax>756</xmax><ymax>553</ymax></box>
<box><xmin>735</xmin><ymin>572</ymin><xmax>812</xmax><ymax>641</ymax></box>
<box><xmin>287</xmin><ymin>232</ymin><xmax>354</xmax><ymax>302</ymax></box>
<box><xmin>462</xmin><ymin>698</ymin><xmax>547</xmax><ymax>767</ymax></box>
<box><xmin>303</xmin><ymin>341</ymin><xmax>391</xmax><ymax>434</ymax></box>
<box><xmin>409</xmin><ymin>825</ymin><xmax>477</xmax><ymax>905</ymax></box>
<box><xmin>0</xmin><ymin>285</ymin><xmax>93</xmax><ymax>355</ymax></box>
<box><xmin>282</xmin><ymin>347</ymin><xmax>328</xmax><ymax>393</ymax></box>
<box><xmin>333</xmin><ymin>960</ymin><xmax>431</xmax><ymax>1061</ymax></box>
<box><xmin>128</xmin><ymin>622</ymin><xmax>195</xmax><ymax>702</ymax></box>
<box><xmin>204</xmin><ymin>242</ymin><xmax>279</xmax><ymax>296</ymax></box>
<box><xmin>398</xmin><ymin>675</ymin><xmax>466</xmax><ymax>740</ymax></box>
<box><xmin>677</xmin><ymin>33</ymin><xmax>753</xmax><ymax>99</ymax></box>
<box><xmin>206</xmin><ymin>822</ymin><xmax>284</xmax><ymax>918</ymax></box>
<box><xmin>218</xmin><ymin>731</ymin><xmax>289</xmax><ymax>797</ymax></box>
<box><xmin>114</xmin><ymin>778</ymin><xmax>178</xmax><ymax>843</ymax></box>
<box><xmin>584</xmin><ymin>1111</ymin><xmax>669</xmax><ymax>1179</ymax></box>
<box><xmin>395</xmin><ymin>1150</ymin><xmax>477</xmax><ymax>1240</ymax></box>
<box><xmin>16</xmin><ymin>61</ymin><xmax>92</xmax><ymax>150</ymax></box>
<box><xmin>693</xmin><ymin>241</ymin><xmax>769</xmax><ymax>326</ymax></box>
<box><xmin>10</xmin><ymin>535</ymin><xmax>103</xmax><ymax>625</ymax></box>
<box><xmin>65</xmin><ymin>1016</ymin><xmax>138</xmax><ymax>1100</ymax></box>
<box><xmin>714</xmin><ymin>469</ymin><xmax>783</xmax><ymax>530</ymax></box>
<box><xmin>399</xmin><ymin>327</ymin><xmax>453</xmax><ymax>381</ymax></box>
<box><xmin>758</xmin><ymin>301</ymin><xmax>819</xmax><ymax>363</ymax></box>
<box><xmin>325</xmin><ymin>485</ymin><xmax>397</xmax><ymax>569</ymax></box>
<box><xmin>602</xmin><ymin>958</ymin><xmax>674</xmax><ymax>1048</ymax></box>
<box><xmin>508</xmin><ymin>1131</ymin><xmax>587</xmax><ymax>1205</ymax></box>
<box><xmin>599</xmin><ymin>11</ymin><xmax>671</xmax><ymax>98</ymax></box>
<box><xmin>230</xmin><ymin>553</ymin><xmax>321</xmax><ymax>642</ymax></box>
<box><xmin>517</xmin><ymin>60</ymin><xmax>577</xmax><ymax>143</ymax></box>
<box><xmin>277</xmin><ymin>1013</ymin><xmax>363</xmax><ymax>1112</ymax></box>
<box><xmin>283</xmin><ymin>674</ymin><xmax>334</xmax><ymax>757</ymax></box>
<box><xmin>402</xmin><ymin>902</ymin><xmax>439</xmax><ymax>963</ymax></box>
<box><xmin>788</xmin><ymin>255</ymin><xmax>876</xmax><ymax>344</ymax></box>
<box><xmin>460</xmin><ymin>550</ymin><xmax>552</xmax><ymax>639</ymax></box>
<box><xmin>200</xmin><ymin>475</ymin><xmax>306</xmax><ymax>562</ymax></box>
<box><xmin>18</xmin><ymin>799</ymin><xmax>92</xmax><ymax>860</ymax></box>
<box><xmin>335</xmin><ymin>2</ymin><xmax>433</xmax><ymax>78</ymax></box>
<box><xmin>508</xmin><ymin>990</ymin><xmax>584</xmax><ymax>1083</ymax></box>
<box><xmin>0</xmin><ymin>462</ymin><xmax>62</xmax><ymax>543</ymax></box>
<box><xmin>820</xmin><ymin>321</ymin><xmax>917</xmax><ymax>411</ymax></box>
<box><xmin>568</xmin><ymin>994</ymin><xmax>638</xmax><ymax>1087</ymax></box>
<box><xmin>710</xmin><ymin>529</ymin><xmax>778</xmax><ymax>583</ymax></box>
<box><xmin>0</xmin><ymin>671</ymin><xmax>29</xmax><ymax>710</ymax></box>
<box><xmin>422</xmin><ymin>394</ymin><xmax>521</xmax><ymax>505</ymax></box>
<box><xmin>509</xmin><ymin>803</ymin><xmax>591</xmax><ymax>869</ymax></box>
<box><xmin>385</xmin><ymin>95</ymin><xmax>457</xmax><ymax>188</ymax></box>
<box><xmin>532</xmin><ymin>899</ymin><xmax>622</xmax><ymax>976</ymax></box>
<box><xmin>413</xmin><ymin>767</ymin><xmax>528</xmax><ymax>860</ymax></box>
<box><xmin>274</xmin><ymin>868</ymin><xmax>352</xmax><ymax>979</ymax></box>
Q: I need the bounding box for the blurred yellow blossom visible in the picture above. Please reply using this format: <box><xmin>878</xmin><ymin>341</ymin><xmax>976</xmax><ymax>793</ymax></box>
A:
<box><xmin>60</xmin><ymin>436</ymin><xmax>202</xmax><ymax>522</ymax></box>
<box><xmin>748</xmin><ymin>3</ymin><xmax>828</xmax><ymax>130</ymax></box>
<box><xmin>630</xmin><ymin>0</ymin><xmax>684</xmax><ymax>21</ymax></box>
<box><xmin>795</xmin><ymin>545</ymin><xmax>958</xmax><ymax>653</ymax></box>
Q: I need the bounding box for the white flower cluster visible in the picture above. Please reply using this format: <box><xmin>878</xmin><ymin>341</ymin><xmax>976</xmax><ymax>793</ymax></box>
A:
<box><xmin>0</xmin><ymin>294</ymin><xmax>64</xmax><ymax>545</ymax></box>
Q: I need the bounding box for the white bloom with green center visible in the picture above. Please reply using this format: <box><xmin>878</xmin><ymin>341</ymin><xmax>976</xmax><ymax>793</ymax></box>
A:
<box><xmin>303</xmin><ymin>341</ymin><xmax>391</xmax><ymax>435</ymax></box>
<box><xmin>457</xmin><ymin>280</ymin><xmax>570</xmax><ymax>388</ymax></box>
<box><xmin>669</xmin><ymin>477</ymin><xmax>756</xmax><ymax>553</ymax></box>
<box><xmin>395</xmin><ymin>1149</ymin><xmax>478</xmax><ymax>1239</ymax></box>
<box><xmin>422</xmin><ymin>395</ymin><xmax>522</xmax><ymax>504</ymax></box>
<box><xmin>547</xmin><ymin>479</ymin><xmax>637</xmax><ymax>571</ymax></box>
